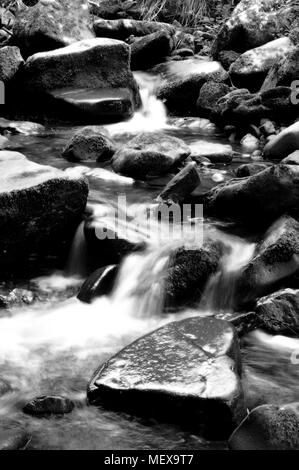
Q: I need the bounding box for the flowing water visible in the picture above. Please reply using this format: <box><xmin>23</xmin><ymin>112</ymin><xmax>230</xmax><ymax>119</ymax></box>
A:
<box><xmin>1</xmin><ymin>70</ymin><xmax>299</xmax><ymax>450</ymax></box>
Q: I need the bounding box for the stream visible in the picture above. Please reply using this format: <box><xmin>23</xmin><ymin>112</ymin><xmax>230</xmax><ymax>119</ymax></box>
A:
<box><xmin>1</xmin><ymin>71</ymin><xmax>299</xmax><ymax>450</ymax></box>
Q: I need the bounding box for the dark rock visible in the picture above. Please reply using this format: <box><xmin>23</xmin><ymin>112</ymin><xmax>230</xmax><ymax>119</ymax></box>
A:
<box><xmin>164</xmin><ymin>242</ymin><xmax>224</xmax><ymax>310</ymax></box>
<box><xmin>23</xmin><ymin>395</ymin><xmax>75</xmax><ymax>416</ymax></box>
<box><xmin>0</xmin><ymin>46</ymin><xmax>24</xmax><ymax>83</ymax></box>
<box><xmin>256</xmin><ymin>288</ymin><xmax>299</xmax><ymax>336</ymax></box>
<box><xmin>264</xmin><ymin>122</ymin><xmax>299</xmax><ymax>161</ymax></box>
<box><xmin>62</xmin><ymin>126</ymin><xmax>116</xmax><ymax>162</ymax></box>
<box><xmin>93</xmin><ymin>18</ymin><xmax>175</xmax><ymax>40</ymax></box>
<box><xmin>235</xmin><ymin>163</ymin><xmax>268</xmax><ymax>178</ymax></box>
<box><xmin>215</xmin><ymin>311</ymin><xmax>261</xmax><ymax>337</ymax></box>
<box><xmin>171</xmin><ymin>48</ymin><xmax>194</xmax><ymax>58</ymax></box>
<box><xmin>230</xmin><ymin>37</ymin><xmax>295</xmax><ymax>92</ymax></box>
<box><xmin>0</xmin><ymin>150</ymin><xmax>88</xmax><ymax>275</ymax></box>
<box><xmin>0</xmin><ymin>422</ymin><xmax>30</xmax><ymax>450</ymax></box>
<box><xmin>282</xmin><ymin>150</ymin><xmax>299</xmax><ymax>165</ymax></box>
<box><xmin>229</xmin><ymin>404</ymin><xmax>299</xmax><ymax>450</ymax></box>
<box><xmin>87</xmin><ymin>317</ymin><xmax>246</xmax><ymax>439</ymax></box>
<box><xmin>196</xmin><ymin>81</ymin><xmax>231</xmax><ymax>117</ymax></box>
<box><xmin>262</xmin><ymin>46</ymin><xmax>299</xmax><ymax>91</ymax></box>
<box><xmin>112</xmin><ymin>132</ymin><xmax>190</xmax><ymax>179</ymax></box>
<box><xmin>131</xmin><ymin>31</ymin><xmax>172</xmax><ymax>70</ymax></box>
<box><xmin>90</xmin><ymin>0</ymin><xmax>142</xmax><ymax>20</ymax></box>
<box><xmin>237</xmin><ymin>216</ymin><xmax>299</xmax><ymax>305</ymax></box>
<box><xmin>13</xmin><ymin>0</ymin><xmax>94</xmax><ymax>57</ymax></box>
<box><xmin>218</xmin><ymin>50</ymin><xmax>240</xmax><ymax>70</ymax></box>
<box><xmin>203</xmin><ymin>165</ymin><xmax>299</xmax><ymax>226</ymax></box>
<box><xmin>77</xmin><ymin>265</ymin><xmax>119</xmax><ymax>303</ymax></box>
<box><xmin>157</xmin><ymin>162</ymin><xmax>200</xmax><ymax>203</ymax></box>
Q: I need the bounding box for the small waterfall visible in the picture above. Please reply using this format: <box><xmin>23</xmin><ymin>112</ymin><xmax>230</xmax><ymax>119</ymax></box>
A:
<box><xmin>66</xmin><ymin>221</ymin><xmax>88</xmax><ymax>278</ymax></box>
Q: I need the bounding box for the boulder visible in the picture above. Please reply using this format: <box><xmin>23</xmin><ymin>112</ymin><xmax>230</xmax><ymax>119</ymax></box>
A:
<box><xmin>157</xmin><ymin>162</ymin><xmax>200</xmax><ymax>204</ymax></box>
<box><xmin>264</xmin><ymin>122</ymin><xmax>299</xmax><ymax>161</ymax></box>
<box><xmin>93</xmin><ymin>18</ymin><xmax>175</xmax><ymax>40</ymax></box>
<box><xmin>87</xmin><ymin>317</ymin><xmax>246</xmax><ymax>439</ymax></box>
<box><xmin>77</xmin><ymin>265</ymin><xmax>119</xmax><ymax>303</ymax></box>
<box><xmin>0</xmin><ymin>151</ymin><xmax>88</xmax><ymax>275</ymax></box>
<box><xmin>196</xmin><ymin>81</ymin><xmax>231</xmax><ymax>117</ymax></box>
<box><xmin>131</xmin><ymin>31</ymin><xmax>172</xmax><ymax>70</ymax></box>
<box><xmin>0</xmin><ymin>422</ymin><xmax>30</xmax><ymax>450</ymax></box>
<box><xmin>156</xmin><ymin>60</ymin><xmax>228</xmax><ymax>115</ymax></box>
<box><xmin>112</xmin><ymin>132</ymin><xmax>190</xmax><ymax>179</ymax></box>
<box><xmin>13</xmin><ymin>0</ymin><xmax>94</xmax><ymax>57</ymax></box>
<box><xmin>62</xmin><ymin>126</ymin><xmax>116</xmax><ymax>162</ymax></box>
<box><xmin>203</xmin><ymin>165</ymin><xmax>299</xmax><ymax>226</ymax></box>
<box><xmin>23</xmin><ymin>395</ymin><xmax>74</xmax><ymax>416</ymax></box>
<box><xmin>240</xmin><ymin>134</ymin><xmax>260</xmax><ymax>153</ymax></box>
<box><xmin>235</xmin><ymin>163</ymin><xmax>268</xmax><ymax>178</ymax></box>
<box><xmin>237</xmin><ymin>216</ymin><xmax>299</xmax><ymax>305</ymax></box>
<box><xmin>164</xmin><ymin>242</ymin><xmax>224</xmax><ymax>310</ymax></box>
<box><xmin>190</xmin><ymin>141</ymin><xmax>233</xmax><ymax>164</ymax></box>
<box><xmin>18</xmin><ymin>38</ymin><xmax>141</xmax><ymax>121</ymax></box>
<box><xmin>282</xmin><ymin>150</ymin><xmax>299</xmax><ymax>165</ymax></box>
<box><xmin>230</xmin><ymin>37</ymin><xmax>295</xmax><ymax>92</ymax></box>
<box><xmin>262</xmin><ymin>46</ymin><xmax>299</xmax><ymax>92</ymax></box>
<box><xmin>0</xmin><ymin>46</ymin><xmax>24</xmax><ymax>83</ymax></box>
<box><xmin>212</xmin><ymin>0</ymin><xmax>299</xmax><ymax>58</ymax></box>
<box><xmin>256</xmin><ymin>288</ymin><xmax>299</xmax><ymax>336</ymax></box>
<box><xmin>229</xmin><ymin>404</ymin><xmax>299</xmax><ymax>450</ymax></box>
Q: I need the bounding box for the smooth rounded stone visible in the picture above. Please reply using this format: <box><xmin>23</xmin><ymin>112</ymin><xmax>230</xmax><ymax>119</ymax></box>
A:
<box><xmin>0</xmin><ymin>378</ymin><xmax>12</xmax><ymax>396</ymax></box>
<box><xmin>237</xmin><ymin>216</ymin><xmax>299</xmax><ymax>305</ymax></box>
<box><xmin>77</xmin><ymin>265</ymin><xmax>119</xmax><ymax>303</ymax></box>
<box><xmin>260</xmin><ymin>118</ymin><xmax>276</xmax><ymax>136</ymax></box>
<box><xmin>235</xmin><ymin>163</ymin><xmax>268</xmax><ymax>178</ymax></box>
<box><xmin>218</xmin><ymin>50</ymin><xmax>240</xmax><ymax>70</ymax></box>
<box><xmin>62</xmin><ymin>126</ymin><xmax>116</xmax><ymax>163</ymax></box>
<box><xmin>190</xmin><ymin>141</ymin><xmax>233</xmax><ymax>164</ymax></box>
<box><xmin>23</xmin><ymin>395</ymin><xmax>75</xmax><ymax>416</ymax></box>
<box><xmin>196</xmin><ymin>81</ymin><xmax>231</xmax><ymax>117</ymax></box>
<box><xmin>229</xmin><ymin>37</ymin><xmax>295</xmax><ymax>91</ymax></box>
<box><xmin>0</xmin><ymin>150</ymin><xmax>88</xmax><ymax>274</ymax></box>
<box><xmin>203</xmin><ymin>164</ymin><xmax>299</xmax><ymax>226</ymax></box>
<box><xmin>264</xmin><ymin>122</ymin><xmax>299</xmax><ymax>161</ymax></box>
<box><xmin>0</xmin><ymin>422</ymin><xmax>30</xmax><ymax>450</ymax></box>
<box><xmin>131</xmin><ymin>31</ymin><xmax>172</xmax><ymax>70</ymax></box>
<box><xmin>93</xmin><ymin>18</ymin><xmax>175</xmax><ymax>40</ymax></box>
<box><xmin>262</xmin><ymin>46</ymin><xmax>299</xmax><ymax>92</ymax></box>
<box><xmin>157</xmin><ymin>162</ymin><xmax>200</xmax><ymax>203</ymax></box>
<box><xmin>112</xmin><ymin>132</ymin><xmax>190</xmax><ymax>179</ymax></box>
<box><xmin>156</xmin><ymin>60</ymin><xmax>228</xmax><ymax>115</ymax></box>
<box><xmin>282</xmin><ymin>150</ymin><xmax>299</xmax><ymax>165</ymax></box>
<box><xmin>0</xmin><ymin>117</ymin><xmax>45</xmax><ymax>135</ymax></box>
<box><xmin>87</xmin><ymin>317</ymin><xmax>246</xmax><ymax>439</ymax></box>
<box><xmin>0</xmin><ymin>46</ymin><xmax>24</xmax><ymax>83</ymax></box>
<box><xmin>229</xmin><ymin>404</ymin><xmax>299</xmax><ymax>450</ymax></box>
<box><xmin>164</xmin><ymin>242</ymin><xmax>224</xmax><ymax>310</ymax></box>
<box><xmin>212</xmin><ymin>0</ymin><xmax>299</xmax><ymax>57</ymax></box>
<box><xmin>256</xmin><ymin>288</ymin><xmax>299</xmax><ymax>336</ymax></box>
<box><xmin>240</xmin><ymin>134</ymin><xmax>260</xmax><ymax>153</ymax></box>
<box><xmin>13</xmin><ymin>0</ymin><xmax>94</xmax><ymax>56</ymax></box>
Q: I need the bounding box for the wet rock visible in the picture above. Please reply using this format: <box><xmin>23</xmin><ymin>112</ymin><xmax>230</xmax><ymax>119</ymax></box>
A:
<box><xmin>157</xmin><ymin>162</ymin><xmax>200</xmax><ymax>204</ymax></box>
<box><xmin>0</xmin><ymin>150</ymin><xmax>88</xmax><ymax>275</ymax></box>
<box><xmin>196</xmin><ymin>81</ymin><xmax>231</xmax><ymax>117</ymax></box>
<box><xmin>172</xmin><ymin>48</ymin><xmax>194</xmax><ymax>58</ymax></box>
<box><xmin>23</xmin><ymin>395</ymin><xmax>75</xmax><ymax>416</ymax></box>
<box><xmin>0</xmin><ymin>288</ymin><xmax>36</xmax><ymax>309</ymax></box>
<box><xmin>237</xmin><ymin>216</ymin><xmax>299</xmax><ymax>305</ymax></box>
<box><xmin>88</xmin><ymin>317</ymin><xmax>246</xmax><ymax>439</ymax></box>
<box><xmin>0</xmin><ymin>46</ymin><xmax>24</xmax><ymax>83</ymax></box>
<box><xmin>190</xmin><ymin>141</ymin><xmax>233</xmax><ymax>164</ymax></box>
<box><xmin>212</xmin><ymin>0</ymin><xmax>299</xmax><ymax>57</ymax></box>
<box><xmin>156</xmin><ymin>61</ymin><xmax>228</xmax><ymax>115</ymax></box>
<box><xmin>229</xmin><ymin>404</ymin><xmax>299</xmax><ymax>450</ymax></box>
<box><xmin>240</xmin><ymin>134</ymin><xmax>260</xmax><ymax>154</ymax></box>
<box><xmin>230</xmin><ymin>37</ymin><xmax>295</xmax><ymax>92</ymax></box>
<box><xmin>112</xmin><ymin>132</ymin><xmax>190</xmax><ymax>179</ymax></box>
<box><xmin>215</xmin><ymin>311</ymin><xmax>261</xmax><ymax>337</ymax></box>
<box><xmin>0</xmin><ymin>117</ymin><xmax>45</xmax><ymax>135</ymax></box>
<box><xmin>0</xmin><ymin>421</ymin><xmax>30</xmax><ymax>450</ymax></box>
<box><xmin>262</xmin><ymin>46</ymin><xmax>299</xmax><ymax>92</ymax></box>
<box><xmin>218</xmin><ymin>50</ymin><xmax>240</xmax><ymax>70</ymax></box>
<box><xmin>164</xmin><ymin>242</ymin><xmax>224</xmax><ymax>310</ymax></box>
<box><xmin>256</xmin><ymin>288</ymin><xmax>299</xmax><ymax>336</ymax></box>
<box><xmin>260</xmin><ymin>119</ymin><xmax>276</xmax><ymax>136</ymax></box>
<box><xmin>13</xmin><ymin>0</ymin><xmax>94</xmax><ymax>57</ymax></box>
<box><xmin>282</xmin><ymin>151</ymin><xmax>299</xmax><ymax>165</ymax></box>
<box><xmin>235</xmin><ymin>163</ymin><xmax>268</xmax><ymax>178</ymax></box>
<box><xmin>93</xmin><ymin>18</ymin><xmax>175</xmax><ymax>40</ymax></box>
<box><xmin>90</xmin><ymin>0</ymin><xmax>142</xmax><ymax>20</ymax></box>
<box><xmin>204</xmin><ymin>165</ymin><xmax>299</xmax><ymax>226</ymax></box>
<box><xmin>131</xmin><ymin>31</ymin><xmax>172</xmax><ymax>70</ymax></box>
<box><xmin>264</xmin><ymin>122</ymin><xmax>299</xmax><ymax>161</ymax></box>
<box><xmin>77</xmin><ymin>265</ymin><xmax>119</xmax><ymax>303</ymax></box>
<box><xmin>62</xmin><ymin>126</ymin><xmax>116</xmax><ymax>163</ymax></box>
